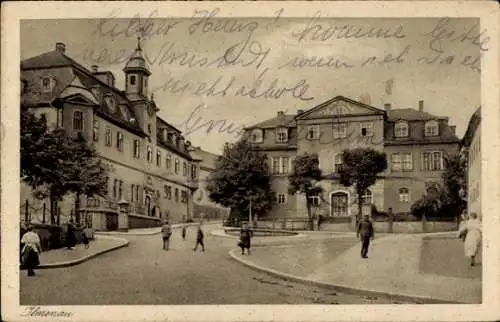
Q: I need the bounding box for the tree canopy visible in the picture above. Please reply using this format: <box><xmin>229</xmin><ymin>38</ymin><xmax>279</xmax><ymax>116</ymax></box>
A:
<box><xmin>338</xmin><ymin>148</ymin><xmax>387</xmax><ymax>220</ymax></box>
<box><xmin>206</xmin><ymin>139</ymin><xmax>276</xmax><ymax>220</ymax></box>
<box><xmin>288</xmin><ymin>153</ymin><xmax>323</xmax><ymax>230</ymax></box>
<box><xmin>441</xmin><ymin>152</ymin><xmax>467</xmax><ymax>213</ymax></box>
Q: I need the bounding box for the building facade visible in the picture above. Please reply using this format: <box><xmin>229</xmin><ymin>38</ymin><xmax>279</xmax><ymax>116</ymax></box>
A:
<box><xmin>20</xmin><ymin>41</ymin><xmax>201</xmax><ymax>230</ymax></box>
<box><xmin>244</xmin><ymin>96</ymin><xmax>460</xmax><ymax>219</ymax></box>
<box><xmin>190</xmin><ymin>147</ymin><xmax>231</xmax><ymax>221</ymax></box>
<box><xmin>461</xmin><ymin>106</ymin><xmax>481</xmax><ymax>217</ymax></box>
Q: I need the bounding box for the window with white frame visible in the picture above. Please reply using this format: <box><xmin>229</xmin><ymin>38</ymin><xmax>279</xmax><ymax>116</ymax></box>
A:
<box><xmin>391</xmin><ymin>152</ymin><xmax>412</xmax><ymax>171</ymax></box>
<box><xmin>166</xmin><ymin>154</ymin><xmax>172</xmax><ymax>170</ymax></box>
<box><xmin>307</xmin><ymin>125</ymin><xmax>320</xmax><ymax>139</ymax></box>
<box><xmin>133</xmin><ymin>140</ymin><xmax>140</xmax><ymax>158</ymax></box>
<box><xmin>271</xmin><ymin>156</ymin><xmax>289</xmax><ymax>174</ymax></box>
<box><xmin>250</xmin><ymin>129</ymin><xmax>263</xmax><ymax>143</ymax></box>
<box><xmin>147</xmin><ymin>146</ymin><xmax>153</xmax><ymax>162</ymax></box>
<box><xmin>93</xmin><ymin>120</ymin><xmax>99</xmax><ymax>142</ymax></box>
<box><xmin>105</xmin><ymin>127</ymin><xmax>112</xmax><ymax>147</ymax></box>
<box><xmin>73</xmin><ymin>111</ymin><xmax>83</xmax><ymax>132</ymax></box>
<box><xmin>360</xmin><ymin>122</ymin><xmax>374</xmax><ymax>137</ymax></box>
<box><xmin>424</xmin><ymin>120</ymin><xmax>439</xmax><ymax>137</ymax></box>
<box><xmin>333</xmin><ymin>122</ymin><xmax>348</xmax><ymax>138</ymax></box>
<box><xmin>361</xmin><ymin>189</ymin><xmax>372</xmax><ymax>205</ymax></box>
<box><xmin>175</xmin><ymin>158</ymin><xmax>180</xmax><ymax>174</ymax></box>
<box><xmin>394</xmin><ymin>121</ymin><xmax>409</xmax><ymax>137</ymax></box>
<box><xmin>423</xmin><ymin>151</ymin><xmax>443</xmax><ymax>171</ymax></box>
<box><xmin>276</xmin><ymin>127</ymin><xmax>288</xmax><ymax>143</ymax></box>
<box><xmin>277</xmin><ymin>194</ymin><xmax>286</xmax><ymax>204</ymax></box>
<box><xmin>308</xmin><ymin>194</ymin><xmax>320</xmax><ymax>206</ymax></box>
<box><xmin>399</xmin><ymin>188</ymin><xmax>410</xmax><ymax>202</ymax></box>
<box><xmin>334</xmin><ymin>153</ymin><xmax>344</xmax><ymax>173</ymax></box>
<box><xmin>116</xmin><ymin>132</ymin><xmax>124</xmax><ymax>151</ymax></box>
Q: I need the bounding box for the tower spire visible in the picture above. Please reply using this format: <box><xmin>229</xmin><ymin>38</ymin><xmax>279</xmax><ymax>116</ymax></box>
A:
<box><xmin>136</xmin><ymin>35</ymin><xmax>142</xmax><ymax>51</ymax></box>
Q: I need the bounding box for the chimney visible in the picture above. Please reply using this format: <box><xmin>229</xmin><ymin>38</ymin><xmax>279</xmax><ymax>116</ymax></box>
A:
<box><xmin>418</xmin><ymin>100</ymin><xmax>424</xmax><ymax>112</ymax></box>
<box><xmin>450</xmin><ymin>126</ymin><xmax>456</xmax><ymax>134</ymax></box>
<box><xmin>297</xmin><ymin>109</ymin><xmax>304</xmax><ymax>115</ymax></box>
<box><xmin>55</xmin><ymin>42</ymin><xmax>66</xmax><ymax>54</ymax></box>
<box><xmin>384</xmin><ymin>103</ymin><xmax>392</xmax><ymax>110</ymax></box>
<box><xmin>91</xmin><ymin>65</ymin><xmax>98</xmax><ymax>73</ymax></box>
<box><xmin>277</xmin><ymin>111</ymin><xmax>285</xmax><ymax>117</ymax></box>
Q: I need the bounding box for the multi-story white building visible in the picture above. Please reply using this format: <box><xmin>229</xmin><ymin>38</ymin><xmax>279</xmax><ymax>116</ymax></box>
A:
<box><xmin>20</xmin><ymin>41</ymin><xmax>202</xmax><ymax>230</ymax></box>
<box><xmin>462</xmin><ymin>106</ymin><xmax>481</xmax><ymax>217</ymax></box>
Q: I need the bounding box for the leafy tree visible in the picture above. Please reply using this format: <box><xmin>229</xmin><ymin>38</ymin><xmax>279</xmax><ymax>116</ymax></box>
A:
<box><xmin>206</xmin><ymin>139</ymin><xmax>276</xmax><ymax>222</ymax></box>
<box><xmin>63</xmin><ymin>133</ymin><xmax>108</xmax><ymax>224</ymax></box>
<box><xmin>338</xmin><ymin>148</ymin><xmax>387</xmax><ymax>223</ymax></box>
<box><xmin>441</xmin><ymin>152</ymin><xmax>467</xmax><ymax>218</ymax></box>
<box><xmin>288</xmin><ymin>153</ymin><xmax>323</xmax><ymax>230</ymax></box>
<box><xmin>410</xmin><ymin>181</ymin><xmax>443</xmax><ymax>220</ymax></box>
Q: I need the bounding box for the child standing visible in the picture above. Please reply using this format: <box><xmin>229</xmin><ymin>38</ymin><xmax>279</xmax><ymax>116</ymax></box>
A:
<box><xmin>82</xmin><ymin>225</ymin><xmax>93</xmax><ymax>249</ymax></box>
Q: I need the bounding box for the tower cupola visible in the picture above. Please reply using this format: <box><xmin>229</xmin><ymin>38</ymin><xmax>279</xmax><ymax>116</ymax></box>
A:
<box><xmin>123</xmin><ymin>37</ymin><xmax>151</xmax><ymax>97</ymax></box>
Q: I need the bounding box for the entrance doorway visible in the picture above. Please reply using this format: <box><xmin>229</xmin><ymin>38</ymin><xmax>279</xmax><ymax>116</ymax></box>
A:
<box><xmin>331</xmin><ymin>192</ymin><xmax>348</xmax><ymax>216</ymax></box>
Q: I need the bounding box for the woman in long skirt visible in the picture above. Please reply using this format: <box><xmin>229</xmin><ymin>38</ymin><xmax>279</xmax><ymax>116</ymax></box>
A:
<box><xmin>458</xmin><ymin>212</ymin><xmax>482</xmax><ymax>266</ymax></box>
<box><xmin>21</xmin><ymin>225</ymin><xmax>42</xmax><ymax>276</ymax></box>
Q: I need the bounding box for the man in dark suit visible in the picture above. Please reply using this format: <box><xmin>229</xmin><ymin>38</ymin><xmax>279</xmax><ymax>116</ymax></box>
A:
<box><xmin>357</xmin><ymin>215</ymin><xmax>374</xmax><ymax>258</ymax></box>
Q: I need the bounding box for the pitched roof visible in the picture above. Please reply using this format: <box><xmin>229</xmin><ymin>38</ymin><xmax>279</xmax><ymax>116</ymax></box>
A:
<box><xmin>246</xmin><ymin>114</ymin><xmax>296</xmax><ymax>129</ymax></box>
<box><xmin>386</xmin><ymin>108</ymin><xmax>447</xmax><ymax>121</ymax></box>
<box><xmin>190</xmin><ymin>147</ymin><xmax>220</xmax><ymax>170</ymax></box>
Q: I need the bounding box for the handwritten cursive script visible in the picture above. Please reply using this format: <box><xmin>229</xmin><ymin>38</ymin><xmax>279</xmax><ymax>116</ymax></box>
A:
<box><xmin>21</xmin><ymin>306</ymin><xmax>73</xmax><ymax>318</ymax></box>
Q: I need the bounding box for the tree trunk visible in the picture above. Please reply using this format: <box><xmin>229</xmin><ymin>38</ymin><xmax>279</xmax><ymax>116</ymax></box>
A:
<box><xmin>75</xmin><ymin>192</ymin><xmax>81</xmax><ymax>225</ymax></box>
<box><xmin>357</xmin><ymin>188</ymin><xmax>363</xmax><ymax>224</ymax></box>
<box><xmin>50</xmin><ymin>193</ymin><xmax>56</xmax><ymax>225</ymax></box>
<box><xmin>305</xmin><ymin>191</ymin><xmax>314</xmax><ymax>231</ymax></box>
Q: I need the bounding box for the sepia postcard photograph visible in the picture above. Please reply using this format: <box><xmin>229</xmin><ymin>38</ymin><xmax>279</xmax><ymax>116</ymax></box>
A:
<box><xmin>1</xmin><ymin>1</ymin><xmax>499</xmax><ymax>322</ymax></box>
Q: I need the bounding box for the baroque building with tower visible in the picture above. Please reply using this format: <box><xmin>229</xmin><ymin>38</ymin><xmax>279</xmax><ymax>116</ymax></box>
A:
<box><xmin>20</xmin><ymin>40</ymin><xmax>203</xmax><ymax>230</ymax></box>
<box><xmin>244</xmin><ymin>96</ymin><xmax>461</xmax><ymax>220</ymax></box>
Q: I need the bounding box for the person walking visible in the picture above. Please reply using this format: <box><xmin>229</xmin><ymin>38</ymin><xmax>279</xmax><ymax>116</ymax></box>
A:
<box><xmin>458</xmin><ymin>212</ymin><xmax>482</xmax><ymax>266</ymax></box>
<box><xmin>181</xmin><ymin>225</ymin><xmax>187</xmax><ymax>241</ymax></box>
<box><xmin>193</xmin><ymin>225</ymin><xmax>205</xmax><ymax>252</ymax></box>
<box><xmin>239</xmin><ymin>223</ymin><xmax>253</xmax><ymax>255</ymax></box>
<box><xmin>357</xmin><ymin>214</ymin><xmax>374</xmax><ymax>259</ymax></box>
<box><xmin>20</xmin><ymin>225</ymin><xmax>42</xmax><ymax>276</ymax></box>
<box><xmin>161</xmin><ymin>221</ymin><xmax>172</xmax><ymax>251</ymax></box>
<box><xmin>82</xmin><ymin>224</ymin><xmax>93</xmax><ymax>249</ymax></box>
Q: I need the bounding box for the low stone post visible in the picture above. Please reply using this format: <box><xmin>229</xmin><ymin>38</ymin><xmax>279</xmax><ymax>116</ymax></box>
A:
<box><xmin>118</xmin><ymin>199</ymin><xmax>129</xmax><ymax>232</ymax></box>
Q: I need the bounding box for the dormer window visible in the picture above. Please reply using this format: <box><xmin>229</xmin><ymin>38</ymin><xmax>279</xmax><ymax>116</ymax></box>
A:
<box><xmin>394</xmin><ymin>121</ymin><xmax>409</xmax><ymax>138</ymax></box>
<box><xmin>41</xmin><ymin>77</ymin><xmax>53</xmax><ymax>93</ymax></box>
<box><xmin>424</xmin><ymin>120</ymin><xmax>439</xmax><ymax>137</ymax></box>
<box><xmin>251</xmin><ymin>129</ymin><xmax>263</xmax><ymax>143</ymax></box>
<box><xmin>276</xmin><ymin>127</ymin><xmax>288</xmax><ymax>143</ymax></box>
<box><xmin>104</xmin><ymin>95</ymin><xmax>116</xmax><ymax>113</ymax></box>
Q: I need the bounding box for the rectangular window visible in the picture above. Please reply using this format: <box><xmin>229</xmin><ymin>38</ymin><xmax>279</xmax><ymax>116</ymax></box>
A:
<box><xmin>147</xmin><ymin>146</ymin><xmax>153</xmax><ymax>162</ymax></box>
<box><xmin>307</xmin><ymin>125</ymin><xmax>320</xmax><ymax>139</ymax></box>
<box><xmin>183</xmin><ymin>162</ymin><xmax>188</xmax><ymax>176</ymax></box>
<box><xmin>308</xmin><ymin>195</ymin><xmax>320</xmax><ymax>206</ymax></box>
<box><xmin>166</xmin><ymin>155</ymin><xmax>172</xmax><ymax>170</ymax></box>
<box><xmin>277</xmin><ymin>194</ymin><xmax>286</xmax><ymax>204</ymax></box>
<box><xmin>401</xmin><ymin>153</ymin><xmax>413</xmax><ymax>170</ymax></box>
<box><xmin>131</xmin><ymin>184</ymin><xmax>135</xmax><ymax>202</ymax></box>
<box><xmin>73</xmin><ymin>111</ymin><xmax>83</xmax><ymax>132</ymax></box>
<box><xmin>118</xmin><ymin>180</ymin><xmax>123</xmax><ymax>200</ymax></box>
<box><xmin>391</xmin><ymin>154</ymin><xmax>401</xmax><ymax>172</ymax></box>
<box><xmin>133</xmin><ymin>140</ymin><xmax>140</xmax><ymax>158</ymax></box>
<box><xmin>113</xmin><ymin>179</ymin><xmax>117</xmax><ymax>199</ymax></box>
<box><xmin>191</xmin><ymin>164</ymin><xmax>197</xmax><ymax>179</ymax></box>
<box><xmin>116</xmin><ymin>132</ymin><xmax>124</xmax><ymax>151</ymax></box>
<box><xmin>165</xmin><ymin>186</ymin><xmax>172</xmax><ymax>200</ymax></box>
<box><xmin>271</xmin><ymin>156</ymin><xmax>289</xmax><ymax>175</ymax></box>
<box><xmin>135</xmin><ymin>185</ymin><xmax>140</xmax><ymax>203</ymax></box>
<box><xmin>41</xmin><ymin>77</ymin><xmax>52</xmax><ymax>92</ymax></box>
<box><xmin>175</xmin><ymin>159</ymin><xmax>180</xmax><ymax>174</ymax></box>
<box><xmin>175</xmin><ymin>188</ymin><xmax>179</xmax><ymax>202</ymax></box>
<box><xmin>272</xmin><ymin>157</ymin><xmax>280</xmax><ymax>174</ymax></box>
<box><xmin>361</xmin><ymin>122</ymin><xmax>374</xmax><ymax>137</ymax></box>
<box><xmin>93</xmin><ymin>120</ymin><xmax>99</xmax><ymax>141</ymax></box>
<box><xmin>333</xmin><ymin>123</ymin><xmax>348</xmax><ymax>138</ymax></box>
<box><xmin>156</xmin><ymin>151</ymin><xmax>161</xmax><ymax>166</ymax></box>
<box><xmin>423</xmin><ymin>151</ymin><xmax>443</xmax><ymax>171</ymax></box>
<box><xmin>281</xmin><ymin>157</ymin><xmax>289</xmax><ymax>174</ymax></box>
<box><xmin>105</xmin><ymin>128</ymin><xmax>112</xmax><ymax>147</ymax></box>
<box><xmin>276</xmin><ymin>128</ymin><xmax>288</xmax><ymax>143</ymax></box>
<box><xmin>251</xmin><ymin>129</ymin><xmax>263</xmax><ymax>143</ymax></box>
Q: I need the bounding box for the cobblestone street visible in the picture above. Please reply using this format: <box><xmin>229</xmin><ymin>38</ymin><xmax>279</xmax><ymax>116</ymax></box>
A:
<box><xmin>20</xmin><ymin>227</ymin><xmax>415</xmax><ymax>305</ymax></box>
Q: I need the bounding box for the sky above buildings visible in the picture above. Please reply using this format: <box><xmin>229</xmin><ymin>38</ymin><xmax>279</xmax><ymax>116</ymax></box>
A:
<box><xmin>21</xmin><ymin>14</ymin><xmax>485</xmax><ymax>154</ymax></box>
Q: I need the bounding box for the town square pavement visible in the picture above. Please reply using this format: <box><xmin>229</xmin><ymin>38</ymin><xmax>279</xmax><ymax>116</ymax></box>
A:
<box><xmin>20</xmin><ymin>224</ymin><xmax>415</xmax><ymax>305</ymax></box>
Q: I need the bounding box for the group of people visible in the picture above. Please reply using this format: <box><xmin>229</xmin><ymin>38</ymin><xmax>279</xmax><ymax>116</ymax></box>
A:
<box><xmin>356</xmin><ymin>210</ymin><xmax>482</xmax><ymax>267</ymax></box>
<box><xmin>161</xmin><ymin>221</ymin><xmax>206</xmax><ymax>252</ymax></box>
<box><xmin>20</xmin><ymin>220</ymin><xmax>94</xmax><ymax>277</ymax></box>
<box><xmin>160</xmin><ymin>221</ymin><xmax>254</xmax><ymax>255</ymax></box>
